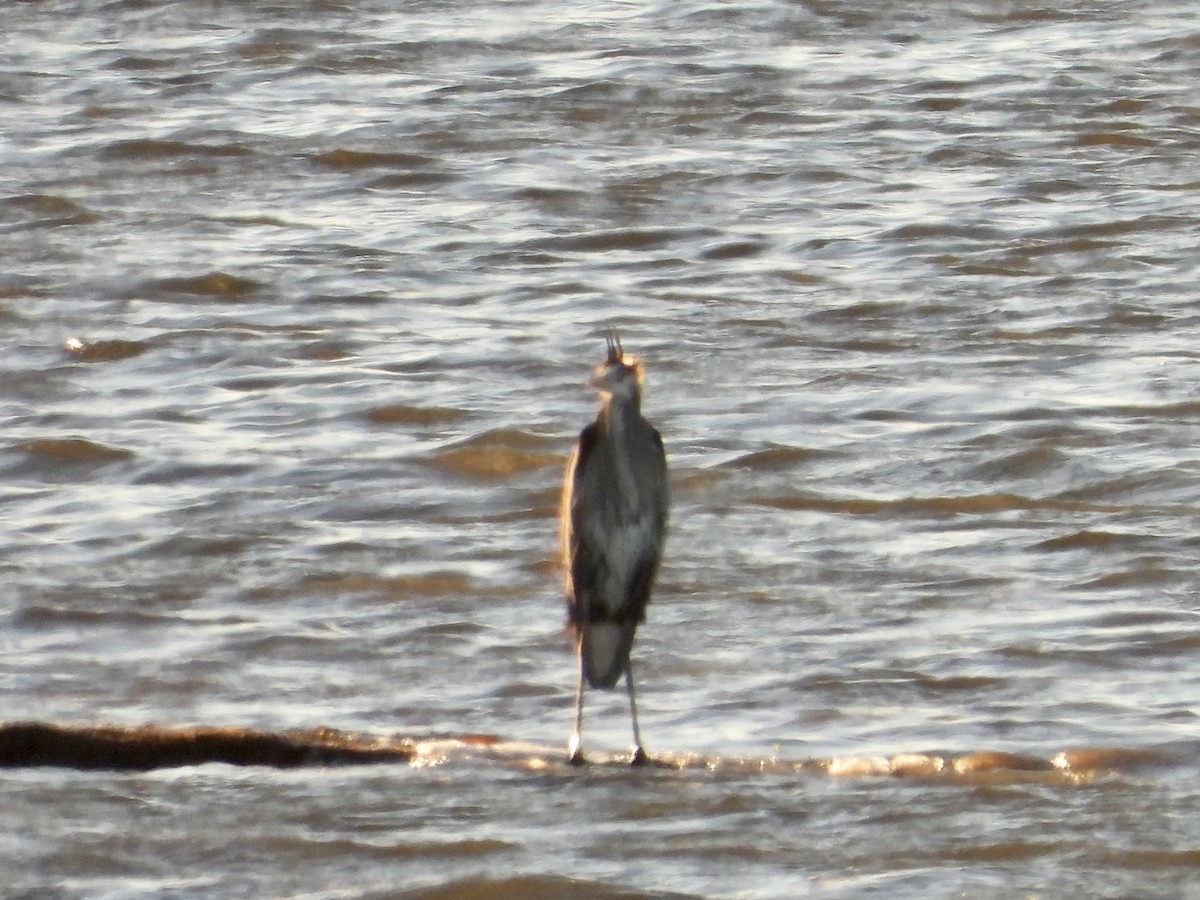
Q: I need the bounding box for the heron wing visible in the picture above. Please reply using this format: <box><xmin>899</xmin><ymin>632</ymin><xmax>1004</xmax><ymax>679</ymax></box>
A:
<box><xmin>561</xmin><ymin>422</ymin><xmax>599</xmax><ymax>628</ymax></box>
<box><xmin>563</xmin><ymin>420</ymin><xmax>668</xmax><ymax>627</ymax></box>
<box><xmin>620</xmin><ymin>424</ymin><xmax>668</xmax><ymax>618</ymax></box>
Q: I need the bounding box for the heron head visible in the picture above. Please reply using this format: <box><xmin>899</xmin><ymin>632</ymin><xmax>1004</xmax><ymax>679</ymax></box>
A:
<box><xmin>588</xmin><ymin>332</ymin><xmax>644</xmax><ymax>404</ymax></box>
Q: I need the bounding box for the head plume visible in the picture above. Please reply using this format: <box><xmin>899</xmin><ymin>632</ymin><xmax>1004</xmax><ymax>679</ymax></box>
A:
<box><xmin>604</xmin><ymin>330</ymin><xmax>624</xmax><ymax>366</ymax></box>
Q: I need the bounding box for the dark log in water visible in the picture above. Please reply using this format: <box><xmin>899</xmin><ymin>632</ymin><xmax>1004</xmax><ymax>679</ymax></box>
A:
<box><xmin>0</xmin><ymin>721</ymin><xmax>1181</xmax><ymax>781</ymax></box>
<box><xmin>0</xmin><ymin>721</ymin><xmax>413</xmax><ymax>771</ymax></box>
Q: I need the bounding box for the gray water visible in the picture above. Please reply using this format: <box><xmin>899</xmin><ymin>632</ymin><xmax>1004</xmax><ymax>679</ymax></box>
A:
<box><xmin>3</xmin><ymin>1</ymin><xmax>1200</xmax><ymax>896</ymax></box>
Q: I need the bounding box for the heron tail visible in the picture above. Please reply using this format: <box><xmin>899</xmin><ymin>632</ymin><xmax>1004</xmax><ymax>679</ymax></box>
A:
<box><xmin>580</xmin><ymin>622</ymin><xmax>637</xmax><ymax>689</ymax></box>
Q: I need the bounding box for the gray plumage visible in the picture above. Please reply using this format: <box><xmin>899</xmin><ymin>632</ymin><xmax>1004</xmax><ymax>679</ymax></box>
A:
<box><xmin>560</xmin><ymin>333</ymin><xmax>669</xmax><ymax>764</ymax></box>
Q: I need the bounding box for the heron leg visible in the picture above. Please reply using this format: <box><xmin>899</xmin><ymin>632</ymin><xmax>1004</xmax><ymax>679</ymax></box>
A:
<box><xmin>625</xmin><ymin>661</ymin><xmax>648</xmax><ymax>766</ymax></box>
<box><xmin>568</xmin><ymin>641</ymin><xmax>585</xmax><ymax>765</ymax></box>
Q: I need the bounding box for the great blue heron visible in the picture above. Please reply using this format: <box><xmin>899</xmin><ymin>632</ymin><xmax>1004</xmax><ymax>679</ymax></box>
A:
<box><xmin>560</xmin><ymin>333</ymin><xmax>669</xmax><ymax>765</ymax></box>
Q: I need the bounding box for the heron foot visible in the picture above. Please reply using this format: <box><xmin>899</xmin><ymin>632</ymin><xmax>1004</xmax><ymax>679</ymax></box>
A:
<box><xmin>567</xmin><ymin>733</ymin><xmax>584</xmax><ymax>766</ymax></box>
<box><xmin>630</xmin><ymin>746</ymin><xmax>649</xmax><ymax>767</ymax></box>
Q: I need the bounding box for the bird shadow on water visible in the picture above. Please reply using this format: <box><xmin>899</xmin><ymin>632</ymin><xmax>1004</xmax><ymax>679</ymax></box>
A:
<box><xmin>0</xmin><ymin>721</ymin><xmax>1184</xmax><ymax>787</ymax></box>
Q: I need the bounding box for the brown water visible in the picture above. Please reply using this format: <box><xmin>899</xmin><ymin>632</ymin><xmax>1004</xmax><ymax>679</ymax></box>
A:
<box><xmin>4</xmin><ymin>0</ymin><xmax>1200</xmax><ymax>896</ymax></box>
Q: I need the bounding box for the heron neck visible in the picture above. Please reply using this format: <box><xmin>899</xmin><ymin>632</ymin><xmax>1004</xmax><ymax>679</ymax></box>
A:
<box><xmin>601</xmin><ymin>394</ymin><xmax>641</xmax><ymax>430</ymax></box>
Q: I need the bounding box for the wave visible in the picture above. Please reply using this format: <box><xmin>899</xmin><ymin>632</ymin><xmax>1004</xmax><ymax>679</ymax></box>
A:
<box><xmin>139</xmin><ymin>271</ymin><xmax>262</xmax><ymax>299</ymax></box>
<box><xmin>63</xmin><ymin>336</ymin><xmax>151</xmax><ymax>362</ymax></box>
<box><xmin>428</xmin><ymin>429</ymin><xmax>562</xmax><ymax>480</ymax></box>
<box><xmin>750</xmin><ymin>491</ymin><xmax>1123</xmax><ymax>517</ymax></box>
<box><xmin>13</xmin><ymin>437</ymin><xmax>135</xmax><ymax>473</ymax></box>
<box><xmin>98</xmin><ymin>139</ymin><xmax>252</xmax><ymax>161</ymax></box>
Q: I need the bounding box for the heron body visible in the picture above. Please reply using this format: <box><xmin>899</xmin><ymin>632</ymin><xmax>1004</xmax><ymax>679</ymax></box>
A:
<box><xmin>561</xmin><ymin>334</ymin><xmax>669</xmax><ymax>764</ymax></box>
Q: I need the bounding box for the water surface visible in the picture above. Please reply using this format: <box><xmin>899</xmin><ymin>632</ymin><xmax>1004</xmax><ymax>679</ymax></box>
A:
<box><xmin>3</xmin><ymin>0</ymin><xmax>1200</xmax><ymax>896</ymax></box>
